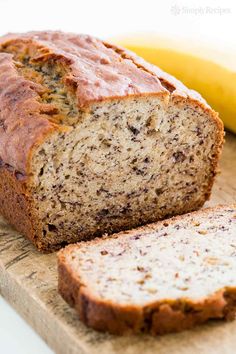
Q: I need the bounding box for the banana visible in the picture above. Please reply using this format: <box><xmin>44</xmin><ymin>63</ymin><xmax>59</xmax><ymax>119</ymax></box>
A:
<box><xmin>112</xmin><ymin>34</ymin><xmax>236</xmax><ymax>134</ymax></box>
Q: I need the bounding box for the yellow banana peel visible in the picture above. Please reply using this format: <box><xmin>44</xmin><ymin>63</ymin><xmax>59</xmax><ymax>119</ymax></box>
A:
<box><xmin>113</xmin><ymin>34</ymin><xmax>236</xmax><ymax>134</ymax></box>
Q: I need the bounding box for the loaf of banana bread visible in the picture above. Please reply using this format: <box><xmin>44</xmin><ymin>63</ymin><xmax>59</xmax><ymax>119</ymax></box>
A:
<box><xmin>0</xmin><ymin>31</ymin><xmax>223</xmax><ymax>251</ymax></box>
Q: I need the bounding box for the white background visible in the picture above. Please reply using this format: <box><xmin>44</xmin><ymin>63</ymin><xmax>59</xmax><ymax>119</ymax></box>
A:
<box><xmin>0</xmin><ymin>0</ymin><xmax>235</xmax><ymax>353</ymax></box>
<box><xmin>0</xmin><ymin>0</ymin><xmax>235</xmax><ymax>48</ymax></box>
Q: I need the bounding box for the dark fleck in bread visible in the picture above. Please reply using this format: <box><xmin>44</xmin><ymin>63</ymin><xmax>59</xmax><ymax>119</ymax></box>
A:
<box><xmin>58</xmin><ymin>205</ymin><xmax>236</xmax><ymax>335</ymax></box>
<box><xmin>0</xmin><ymin>31</ymin><xmax>224</xmax><ymax>251</ymax></box>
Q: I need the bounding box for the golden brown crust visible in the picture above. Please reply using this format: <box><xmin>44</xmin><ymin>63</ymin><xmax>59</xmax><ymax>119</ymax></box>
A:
<box><xmin>58</xmin><ymin>205</ymin><xmax>236</xmax><ymax>335</ymax></box>
<box><xmin>0</xmin><ymin>165</ymin><xmax>53</xmax><ymax>250</ymax></box>
<box><xmin>0</xmin><ymin>53</ymin><xmax>63</xmax><ymax>174</ymax></box>
<box><xmin>0</xmin><ymin>165</ymin><xmax>41</xmax><ymax>245</ymax></box>
<box><xmin>0</xmin><ymin>31</ymin><xmax>167</xmax><ymax>104</ymax></box>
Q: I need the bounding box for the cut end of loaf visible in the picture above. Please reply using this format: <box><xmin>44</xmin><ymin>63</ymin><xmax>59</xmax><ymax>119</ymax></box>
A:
<box><xmin>32</xmin><ymin>93</ymin><xmax>223</xmax><ymax>250</ymax></box>
<box><xmin>58</xmin><ymin>205</ymin><xmax>236</xmax><ymax>335</ymax></box>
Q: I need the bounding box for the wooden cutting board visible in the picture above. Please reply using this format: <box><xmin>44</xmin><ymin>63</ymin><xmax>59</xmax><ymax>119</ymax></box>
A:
<box><xmin>0</xmin><ymin>132</ymin><xmax>236</xmax><ymax>354</ymax></box>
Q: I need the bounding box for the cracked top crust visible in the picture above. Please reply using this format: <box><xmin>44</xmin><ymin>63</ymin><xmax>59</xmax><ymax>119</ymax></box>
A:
<box><xmin>0</xmin><ymin>31</ymin><xmax>210</xmax><ymax>106</ymax></box>
<box><xmin>0</xmin><ymin>31</ymin><xmax>168</xmax><ymax>106</ymax></box>
<box><xmin>0</xmin><ymin>31</ymin><xmax>219</xmax><ymax>174</ymax></box>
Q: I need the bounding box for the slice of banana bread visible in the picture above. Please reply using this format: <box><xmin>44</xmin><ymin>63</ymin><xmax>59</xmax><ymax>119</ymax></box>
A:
<box><xmin>58</xmin><ymin>205</ymin><xmax>236</xmax><ymax>335</ymax></box>
<box><xmin>0</xmin><ymin>31</ymin><xmax>223</xmax><ymax>251</ymax></box>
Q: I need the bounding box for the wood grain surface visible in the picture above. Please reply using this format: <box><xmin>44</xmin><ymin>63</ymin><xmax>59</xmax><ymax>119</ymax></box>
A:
<box><xmin>0</xmin><ymin>132</ymin><xmax>235</xmax><ymax>354</ymax></box>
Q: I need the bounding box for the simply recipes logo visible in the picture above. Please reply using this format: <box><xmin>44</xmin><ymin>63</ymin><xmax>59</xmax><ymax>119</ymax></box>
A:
<box><xmin>171</xmin><ymin>4</ymin><xmax>231</xmax><ymax>16</ymax></box>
